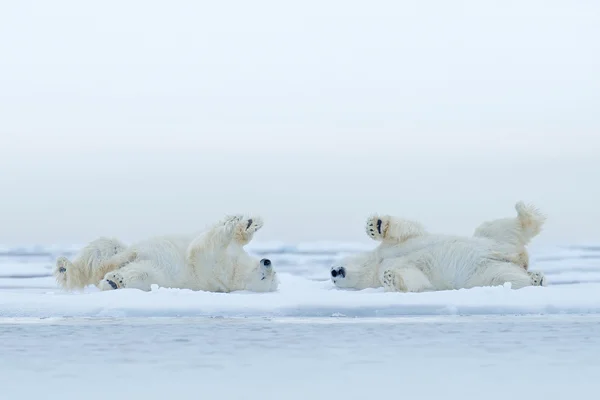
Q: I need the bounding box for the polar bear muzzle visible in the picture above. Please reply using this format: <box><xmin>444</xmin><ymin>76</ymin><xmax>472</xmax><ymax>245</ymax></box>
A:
<box><xmin>331</xmin><ymin>267</ymin><xmax>346</xmax><ymax>278</ymax></box>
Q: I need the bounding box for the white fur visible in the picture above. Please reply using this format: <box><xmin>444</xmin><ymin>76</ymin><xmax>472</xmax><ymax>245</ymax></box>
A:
<box><xmin>54</xmin><ymin>237</ymin><xmax>130</xmax><ymax>290</ymax></box>
<box><xmin>54</xmin><ymin>214</ymin><xmax>278</xmax><ymax>293</ymax></box>
<box><xmin>331</xmin><ymin>201</ymin><xmax>547</xmax><ymax>292</ymax></box>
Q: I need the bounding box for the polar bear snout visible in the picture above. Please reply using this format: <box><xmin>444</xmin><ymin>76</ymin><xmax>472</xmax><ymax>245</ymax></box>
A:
<box><xmin>260</xmin><ymin>259</ymin><xmax>272</xmax><ymax>269</ymax></box>
<box><xmin>331</xmin><ymin>267</ymin><xmax>346</xmax><ymax>279</ymax></box>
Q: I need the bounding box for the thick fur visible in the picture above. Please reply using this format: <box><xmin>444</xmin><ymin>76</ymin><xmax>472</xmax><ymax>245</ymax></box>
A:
<box><xmin>54</xmin><ymin>237</ymin><xmax>131</xmax><ymax>290</ymax></box>
<box><xmin>54</xmin><ymin>214</ymin><xmax>278</xmax><ymax>293</ymax></box>
<box><xmin>331</xmin><ymin>201</ymin><xmax>547</xmax><ymax>292</ymax></box>
<box><xmin>473</xmin><ymin>201</ymin><xmax>546</xmax><ymax>270</ymax></box>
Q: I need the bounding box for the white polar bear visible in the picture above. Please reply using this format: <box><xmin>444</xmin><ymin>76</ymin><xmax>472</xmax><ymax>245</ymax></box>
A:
<box><xmin>54</xmin><ymin>214</ymin><xmax>278</xmax><ymax>293</ymax></box>
<box><xmin>330</xmin><ymin>201</ymin><xmax>547</xmax><ymax>292</ymax></box>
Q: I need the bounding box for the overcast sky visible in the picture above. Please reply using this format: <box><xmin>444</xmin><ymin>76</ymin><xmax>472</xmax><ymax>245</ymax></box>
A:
<box><xmin>0</xmin><ymin>1</ymin><xmax>598</xmax><ymax>247</ymax></box>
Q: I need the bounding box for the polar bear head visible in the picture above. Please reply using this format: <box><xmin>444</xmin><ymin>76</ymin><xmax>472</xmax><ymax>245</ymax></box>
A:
<box><xmin>242</xmin><ymin>258</ymin><xmax>279</xmax><ymax>292</ymax></box>
<box><xmin>226</xmin><ymin>252</ymin><xmax>279</xmax><ymax>293</ymax></box>
<box><xmin>329</xmin><ymin>252</ymin><xmax>380</xmax><ymax>290</ymax></box>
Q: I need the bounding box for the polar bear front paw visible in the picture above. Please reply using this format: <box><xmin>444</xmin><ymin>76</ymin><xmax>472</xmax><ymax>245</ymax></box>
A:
<box><xmin>365</xmin><ymin>215</ymin><xmax>389</xmax><ymax>241</ymax></box>
<box><xmin>99</xmin><ymin>272</ymin><xmax>126</xmax><ymax>291</ymax></box>
<box><xmin>220</xmin><ymin>214</ymin><xmax>245</xmax><ymax>232</ymax></box>
<box><xmin>234</xmin><ymin>215</ymin><xmax>264</xmax><ymax>244</ymax></box>
<box><xmin>241</xmin><ymin>216</ymin><xmax>263</xmax><ymax>234</ymax></box>
<box><xmin>528</xmin><ymin>271</ymin><xmax>547</xmax><ymax>287</ymax></box>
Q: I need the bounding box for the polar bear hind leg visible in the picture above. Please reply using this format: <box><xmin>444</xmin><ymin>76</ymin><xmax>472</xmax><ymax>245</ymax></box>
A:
<box><xmin>474</xmin><ymin>201</ymin><xmax>546</xmax><ymax>270</ymax></box>
<box><xmin>99</xmin><ymin>261</ymin><xmax>158</xmax><ymax>291</ymax></box>
<box><xmin>93</xmin><ymin>250</ymin><xmax>138</xmax><ymax>285</ymax></box>
<box><xmin>469</xmin><ymin>261</ymin><xmax>542</xmax><ymax>289</ymax></box>
<box><xmin>365</xmin><ymin>214</ymin><xmax>427</xmax><ymax>243</ymax></box>
<box><xmin>379</xmin><ymin>261</ymin><xmax>434</xmax><ymax>293</ymax></box>
<box><xmin>474</xmin><ymin>201</ymin><xmax>546</xmax><ymax>245</ymax></box>
<box><xmin>54</xmin><ymin>237</ymin><xmax>129</xmax><ymax>291</ymax></box>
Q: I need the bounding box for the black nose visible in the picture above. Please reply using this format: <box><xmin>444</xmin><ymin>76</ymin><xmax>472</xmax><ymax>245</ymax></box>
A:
<box><xmin>261</xmin><ymin>259</ymin><xmax>271</xmax><ymax>267</ymax></box>
<box><xmin>331</xmin><ymin>267</ymin><xmax>345</xmax><ymax>278</ymax></box>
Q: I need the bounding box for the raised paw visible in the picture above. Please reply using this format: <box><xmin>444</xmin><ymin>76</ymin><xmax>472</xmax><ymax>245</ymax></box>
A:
<box><xmin>219</xmin><ymin>214</ymin><xmax>245</xmax><ymax>231</ymax></box>
<box><xmin>365</xmin><ymin>214</ymin><xmax>389</xmax><ymax>241</ymax></box>
<box><xmin>234</xmin><ymin>215</ymin><xmax>264</xmax><ymax>244</ymax></box>
<box><xmin>528</xmin><ymin>271</ymin><xmax>547</xmax><ymax>287</ymax></box>
<box><xmin>241</xmin><ymin>216</ymin><xmax>263</xmax><ymax>234</ymax></box>
<box><xmin>99</xmin><ymin>272</ymin><xmax>126</xmax><ymax>291</ymax></box>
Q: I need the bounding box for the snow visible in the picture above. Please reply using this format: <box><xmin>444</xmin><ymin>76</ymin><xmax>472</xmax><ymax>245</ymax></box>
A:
<box><xmin>1</xmin><ymin>242</ymin><xmax>600</xmax><ymax>400</ymax></box>
<box><xmin>1</xmin><ymin>242</ymin><xmax>600</xmax><ymax>318</ymax></box>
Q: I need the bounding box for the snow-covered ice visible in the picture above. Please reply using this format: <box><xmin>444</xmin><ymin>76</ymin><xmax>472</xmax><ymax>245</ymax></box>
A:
<box><xmin>1</xmin><ymin>242</ymin><xmax>600</xmax><ymax>318</ymax></box>
<box><xmin>1</xmin><ymin>242</ymin><xmax>600</xmax><ymax>400</ymax></box>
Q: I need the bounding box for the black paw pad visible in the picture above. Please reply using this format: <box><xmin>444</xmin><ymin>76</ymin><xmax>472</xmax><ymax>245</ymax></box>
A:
<box><xmin>107</xmin><ymin>280</ymin><xmax>118</xmax><ymax>289</ymax></box>
<box><xmin>376</xmin><ymin>219</ymin><xmax>382</xmax><ymax>234</ymax></box>
<box><xmin>246</xmin><ymin>219</ymin><xmax>253</xmax><ymax>229</ymax></box>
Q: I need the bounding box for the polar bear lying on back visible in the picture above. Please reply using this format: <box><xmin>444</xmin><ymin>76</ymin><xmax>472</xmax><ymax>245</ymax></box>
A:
<box><xmin>330</xmin><ymin>201</ymin><xmax>547</xmax><ymax>292</ymax></box>
<box><xmin>54</xmin><ymin>214</ymin><xmax>278</xmax><ymax>293</ymax></box>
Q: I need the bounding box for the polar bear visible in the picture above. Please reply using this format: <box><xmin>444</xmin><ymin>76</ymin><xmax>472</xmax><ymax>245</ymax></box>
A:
<box><xmin>330</xmin><ymin>201</ymin><xmax>547</xmax><ymax>292</ymax></box>
<box><xmin>54</xmin><ymin>214</ymin><xmax>278</xmax><ymax>293</ymax></box>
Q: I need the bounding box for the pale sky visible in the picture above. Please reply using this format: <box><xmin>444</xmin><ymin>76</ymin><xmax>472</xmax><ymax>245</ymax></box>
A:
<box><xmin>0</xmin><ymin>1</ymin><xmax>599</xmax><ymax>247</ymax></box>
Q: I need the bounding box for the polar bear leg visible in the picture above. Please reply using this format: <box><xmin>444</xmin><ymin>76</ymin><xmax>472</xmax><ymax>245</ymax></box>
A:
<box><xmin>54</xmin><ymin>257</ymin><xmax>94</xmax><ymax>290</ymax></box>
<box><xmin>93</xmin><ymin>250</ymin><xmax>138</xmax><ymax>287</ymax></box>
<box><xmin>188</xmin><ymin>214</ymin><xmax>259</xmax><ymax>260</ymax></box>
<box><xmin>471</xmin><ymin>261</ymin><xmax>538</xmax><ymax>289</ymax></box>
<box><xmin>474</xmin><ymin>201</ymin><xmax>546</xmax><ymax>270</ymax></box>
<box><xmin>474</xmin><ymin>201</ymin><xmax>546</xmax><ymax>269</ymax></box>
<box><xmin>98</xmin><ymin>261</ymin><xmax>157</xmax><ymax>291</ymax></box>
<box><xmin>379</xmin><ymin>263</ymin><xmax>434</xmax><ymax>293</ymax></box>
<box><xmin>474</xmin><ymin>201</ymin><xmax>546</xmax><ymax>244</ymax></box>
<box><xmin>233</xmin><ymin>216</ymin><xmax>263</xmax><ymax>245</ymax></box>
<box><xmin>365</xmin><ymin>215</ymin><xmax>427</xmax><ymax>243</ymax></box>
